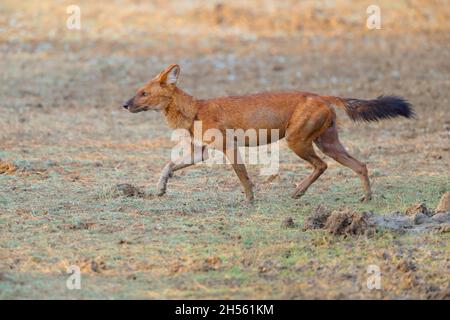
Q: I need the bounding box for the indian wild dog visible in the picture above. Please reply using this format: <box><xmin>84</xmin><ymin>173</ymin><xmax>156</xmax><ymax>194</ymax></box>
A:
<box><xmin>123</xmin><ymin>64</ymin><xmax>414</xmax><ymax>201</ymax></box>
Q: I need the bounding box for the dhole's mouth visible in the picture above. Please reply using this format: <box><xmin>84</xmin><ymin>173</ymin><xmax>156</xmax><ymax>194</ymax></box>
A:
<box><xmin>129</xmin><ymin>108</ymin><xmax>145</xmax><ymax>113</ymax></box>
<box><xmin>130</xmin><ymin>104</ymin><xmax>164</xmax><ymax>113</ymax></box>
<box><xmin>127</xmin><ymin>106</ymin><xmax>151</xmax><ymax>113</ymax></box>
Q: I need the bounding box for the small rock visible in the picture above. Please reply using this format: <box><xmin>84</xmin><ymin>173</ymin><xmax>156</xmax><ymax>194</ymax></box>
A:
<box><xmin>436</xmin><ymin>192</ymin><xmax>450</xmax><ymax>213</ymax></box>
<box><xmin>281</xmin><ymin>217</ymin><xmax>295</xmax><ymax>228</ymax></box>
<box><xmin>272</xmin><ymin>65</ymin><xmax>284</xmax><ymax>72</ymax></box>
<box><xmin>127</xmin><ymin>274</ymin><xmax>137</xmax><ymax>280</ymax></box>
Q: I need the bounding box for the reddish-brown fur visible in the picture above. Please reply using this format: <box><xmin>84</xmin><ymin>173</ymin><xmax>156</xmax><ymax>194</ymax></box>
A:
<box><xmin>123</xmin><ymin>64</ymin><xmax>412</xmax><ymax>201</ymax></box>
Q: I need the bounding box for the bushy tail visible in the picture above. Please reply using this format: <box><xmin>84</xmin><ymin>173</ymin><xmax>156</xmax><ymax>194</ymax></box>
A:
<box><xmin>322</xmin><ymin>95</ymin><xmax>415</xmax><ymax>123</ymax></box>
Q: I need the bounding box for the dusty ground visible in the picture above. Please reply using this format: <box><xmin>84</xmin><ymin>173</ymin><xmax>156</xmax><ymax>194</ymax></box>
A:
<box><xmin>0</xmin><ymin>0</ymin><xmax>449</xmax><ymax>299</ymax></box>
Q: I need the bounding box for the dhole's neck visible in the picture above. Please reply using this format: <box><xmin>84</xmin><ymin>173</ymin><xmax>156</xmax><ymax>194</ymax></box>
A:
<box><xmin>162</xmin><ymin>87</ymin><xmax>198</xmax><ymax>130</ymax></box>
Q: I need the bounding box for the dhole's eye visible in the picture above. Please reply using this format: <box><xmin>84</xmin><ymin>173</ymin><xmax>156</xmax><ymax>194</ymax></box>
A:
<box><xmin>141</xmin><ymin>92</ymin><xmax>148</xmax><ymax>97</ymax></box>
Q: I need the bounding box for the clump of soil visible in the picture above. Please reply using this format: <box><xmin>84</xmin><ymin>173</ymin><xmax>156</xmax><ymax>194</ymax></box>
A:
<box><xmin>69</xmin><ymin>220</ymin><xmax>95</xmax><ymax>230</ymax></box>
<box><xmin>77</xmin><ymin>258</ymin><xmax>108</xmax><ymax>273</ymax></box>
<box><xmin>395</xmin><ymin>259</ymin><xmax>417</xmax><ymax>273</ymax></box>
<box><xmin>367</xmin><ymin>211</ymin><xmax>450</xmax><ymax>233</ymax></box>
<box><xmin>302</xmin><ymin>205</ymin><xmax>331</xmax><ymax>230</ymax></box>
<box><xmin>89</xmin><ymin>260</ymin><xmax>108</xmax><ymax>273</ymax></box>
<box><xmin>281</xmin><ymin>217</ymin><xmax>295</xmax><ymax>228</ymax></box>
<box><xmin>0</xmin><ymin>160</ymin><xmax>17</xmax><ymax>175</ymax></box>
<box><xmin>427</xmin><ymin>289</ymin><xmax>450</xmax><ymax>300</ymax></box>
<box><xmin>0</xmin><ymin>159</ymin><xmax>49</xmax><ymax>178</ymax></box>
<box><xmin>431</xmin><ymin>212</ymin><xmax>450</xmax><ymax>223</ymax></box>
<box><xmin>303</xmin><ymin>203</ymin><xmax>450</xmax><ymax>235</ymax></box>
<box><xmin>197</xmin><ymin>257</ymin><xmax>222</xmax><ymax>272</ymax></box>
<box><xmin>171</xmin><ymin>256</ymin><xmax>223</xmax><ymax>273</ymax></box>
<box><xmin>405</xmin><ymin>202</ymin><xmax>432</xmax><ymax>216</ymax></box>
<box><xmin>324</xmin><ymin>210</ymin><xmax>374</xmax><ymax>236</ymax></box>
<box><xmin>437</xmin><ymin>223</ymin><xmax>450</xmax><ymax>233</ymax></box>
<box><xmin>258</xmin><ymin>259</ymin><xmax>284</xmax><ymax>275</ymax></box>
<box><xmin>115</xmin><ymin>183</ymin><xmax>144</xmax><ymax>197</ymax></box>
<box><xmin>303</xmin><ymin>206</ymin><xmax>374</xmax><ymax>236</ymax></box>
<box><xmin>413</xmin><ymin>212</ymin><xmax>429</xmax><ymax>225</ymax></box>
<box><xmin>100</xmin><ymin>183</ymin><xmax>152</xmax><ymax>199</ymax></box>
<box><xmin>436</xmin><ymin>192</ymin><xmax>450</xmax><ymax>213</ymax></box>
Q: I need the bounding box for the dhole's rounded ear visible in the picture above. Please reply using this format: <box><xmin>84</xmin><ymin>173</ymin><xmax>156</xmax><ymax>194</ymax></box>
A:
<box><xmin>159</xmin><ymin>64</ymin><xmax>180</xmax><ymax>86</ymax></box>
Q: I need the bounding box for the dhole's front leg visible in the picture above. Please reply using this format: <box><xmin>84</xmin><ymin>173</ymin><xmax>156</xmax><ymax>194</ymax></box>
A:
<box><xmin>225</xmin><ymin>144</ymin><xmax>254</xmax><ymax>201</ymax></box>
<box><xmin>156</xmin><ymin>145</ymin><xmax>208</xmax><ymax>196</ymax></box>
<box><xmin>230</xmin><ymin>163</ymin><xmax>254</xmax><ymax>201</ymax></box>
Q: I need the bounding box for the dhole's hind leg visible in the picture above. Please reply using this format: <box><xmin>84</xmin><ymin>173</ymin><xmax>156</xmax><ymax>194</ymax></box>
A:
<box><xmin>287</xmin><ymin>140</ymin><xmax>328</xmax><ymax>199</ymax></box>
<box><xmin>286</xmin><ymin>101</ymin><xmax>331</xmax><ymax>199</ymax></box>
<box><xmin>315</xmin><ymin>126</ymin><xmax>372</xmax><ymax>201</ymax></box>
<box><xmin>286</xmin><ymin>98</ymin><xmax>334</xmax><ymax>198</ymax></box>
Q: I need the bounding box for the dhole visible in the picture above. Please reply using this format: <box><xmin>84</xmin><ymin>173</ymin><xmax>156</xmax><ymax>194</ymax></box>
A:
<box><xmin>123</xmin><ymin>64</ymin><xmax>414</xmax><ymax>201</ymax></box>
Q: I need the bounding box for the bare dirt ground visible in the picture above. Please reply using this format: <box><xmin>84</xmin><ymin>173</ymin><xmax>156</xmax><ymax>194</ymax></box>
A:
<box><xmin>0</xmin><ymin>0</ymin><xmax>449</xmax><ymax>299</ymax></box>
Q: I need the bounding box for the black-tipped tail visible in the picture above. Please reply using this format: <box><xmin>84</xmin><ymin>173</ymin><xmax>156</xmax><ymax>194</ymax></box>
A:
<box><xmin>343</xmin><ymin>95</ymin><xmax>415</xmax><ymax>123</ymax></box>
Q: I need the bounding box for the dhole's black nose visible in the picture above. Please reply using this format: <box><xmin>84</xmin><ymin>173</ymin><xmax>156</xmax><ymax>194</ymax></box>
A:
<box><xmin>123</xmin><ymin>98</ymin><xmax>133</xmax><ymax>110</ymax></box>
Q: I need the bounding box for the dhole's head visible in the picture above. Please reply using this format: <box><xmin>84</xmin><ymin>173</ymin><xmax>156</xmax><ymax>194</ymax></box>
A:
<box><xmin>123</xmin><ymin>64</ymin><xmax>180</xmax><ymax>113</ymax></box>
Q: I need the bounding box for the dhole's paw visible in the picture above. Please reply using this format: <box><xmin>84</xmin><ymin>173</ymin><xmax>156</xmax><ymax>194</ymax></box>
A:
<box><xmin>156</xmin><ymin>180</ymin><xmax>167</xmax><ymax>197</ymax></box>
<box><xmin>359</xmin><ymin>194</ymin><xmax>372</xmax><ymax>202</ymax></box>
<box><xmin>156</xmin><ymin>181</ymin><xmax>167</xmax><ymax>196</ymax></box>
<box><xmin>291</xmin><ymin>190</ymin><xmax>305</xmax><ymax>199</ymax></box>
